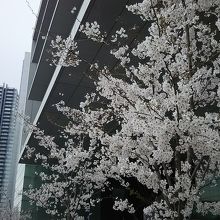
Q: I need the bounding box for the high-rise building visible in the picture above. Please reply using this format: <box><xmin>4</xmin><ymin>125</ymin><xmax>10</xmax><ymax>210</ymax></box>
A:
<box><xmin>0</xmin><ymin>84</ymin><xmax>18</xmax><ymax>208</ymax></box>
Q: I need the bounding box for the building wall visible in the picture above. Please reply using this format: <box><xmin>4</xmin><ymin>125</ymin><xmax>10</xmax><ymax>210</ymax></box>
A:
<box><xmin>25</xmin><ymin>61</ymin><xmax>41</xmax><ymax>126</ymax></box>
<box><xmin>13</xmin><ymin>164</ymin><xmax>25</xmax><ymax>211</ymax></box>
<box><xmin>13</xmin><ymin>52</ymin><xmax>31</xmax><ymax>211</ymax></box>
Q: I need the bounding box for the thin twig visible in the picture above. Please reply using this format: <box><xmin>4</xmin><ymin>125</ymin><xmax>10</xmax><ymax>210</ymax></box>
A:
<box><xmin>25</xmin><ymin>0</ymin><xmax>38</xmax><ymax>18</ymax></box>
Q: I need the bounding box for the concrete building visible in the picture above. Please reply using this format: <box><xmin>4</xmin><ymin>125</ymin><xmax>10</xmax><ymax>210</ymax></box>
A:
<box><xmin>13</xmin><ymin>52</ymin><xmax>31</xmax><ymax>211</ymax></box>
<box><xmin>0</xmin><ymin>84</ymin><xmax>18</xmax><ymax>208</ymax></box>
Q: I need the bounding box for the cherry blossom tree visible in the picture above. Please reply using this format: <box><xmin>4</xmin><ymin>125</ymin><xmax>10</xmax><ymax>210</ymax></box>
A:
<box><xmin>0</xmin><ymin>207</ymin><xmax>30</xmax><ymax>220</ymax></box>
<box><xmin>0</xmin><ymin>208</ymin><xmax>25</xmax><ymax>220</ymax></box>
<box><xmin>26</xmin><ymin>0</ymin><xmax>220</xmax><ymax>220</ymax></box>
<box><xmin>0</xmin><ymin>192</ymin><xmax>30</xmax><ymax>220</ymax></box>
<box><xmin>24</xmin><ymin>125</ymin><xmax>107</xmax><ymax>220</ymax></box>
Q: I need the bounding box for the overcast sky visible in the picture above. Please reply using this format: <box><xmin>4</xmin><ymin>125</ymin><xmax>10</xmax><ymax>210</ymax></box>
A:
<box><xmin>0</xmin><ymin>0</ymin><xmax>41</xmax><ymax>92</ymax></box>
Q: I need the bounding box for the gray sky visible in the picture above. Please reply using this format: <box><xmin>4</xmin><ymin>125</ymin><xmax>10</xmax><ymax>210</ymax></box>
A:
<box><xmin>0</xmin><ymin>0</ymin><xmax>41</xmax><ymax>91</ymax></box>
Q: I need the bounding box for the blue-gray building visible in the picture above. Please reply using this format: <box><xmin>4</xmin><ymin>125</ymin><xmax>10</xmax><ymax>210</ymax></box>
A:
<box><xmin>0</xmin><ymin>84</ymin><xmax>18</xmax><ymax>208</ymax></box>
